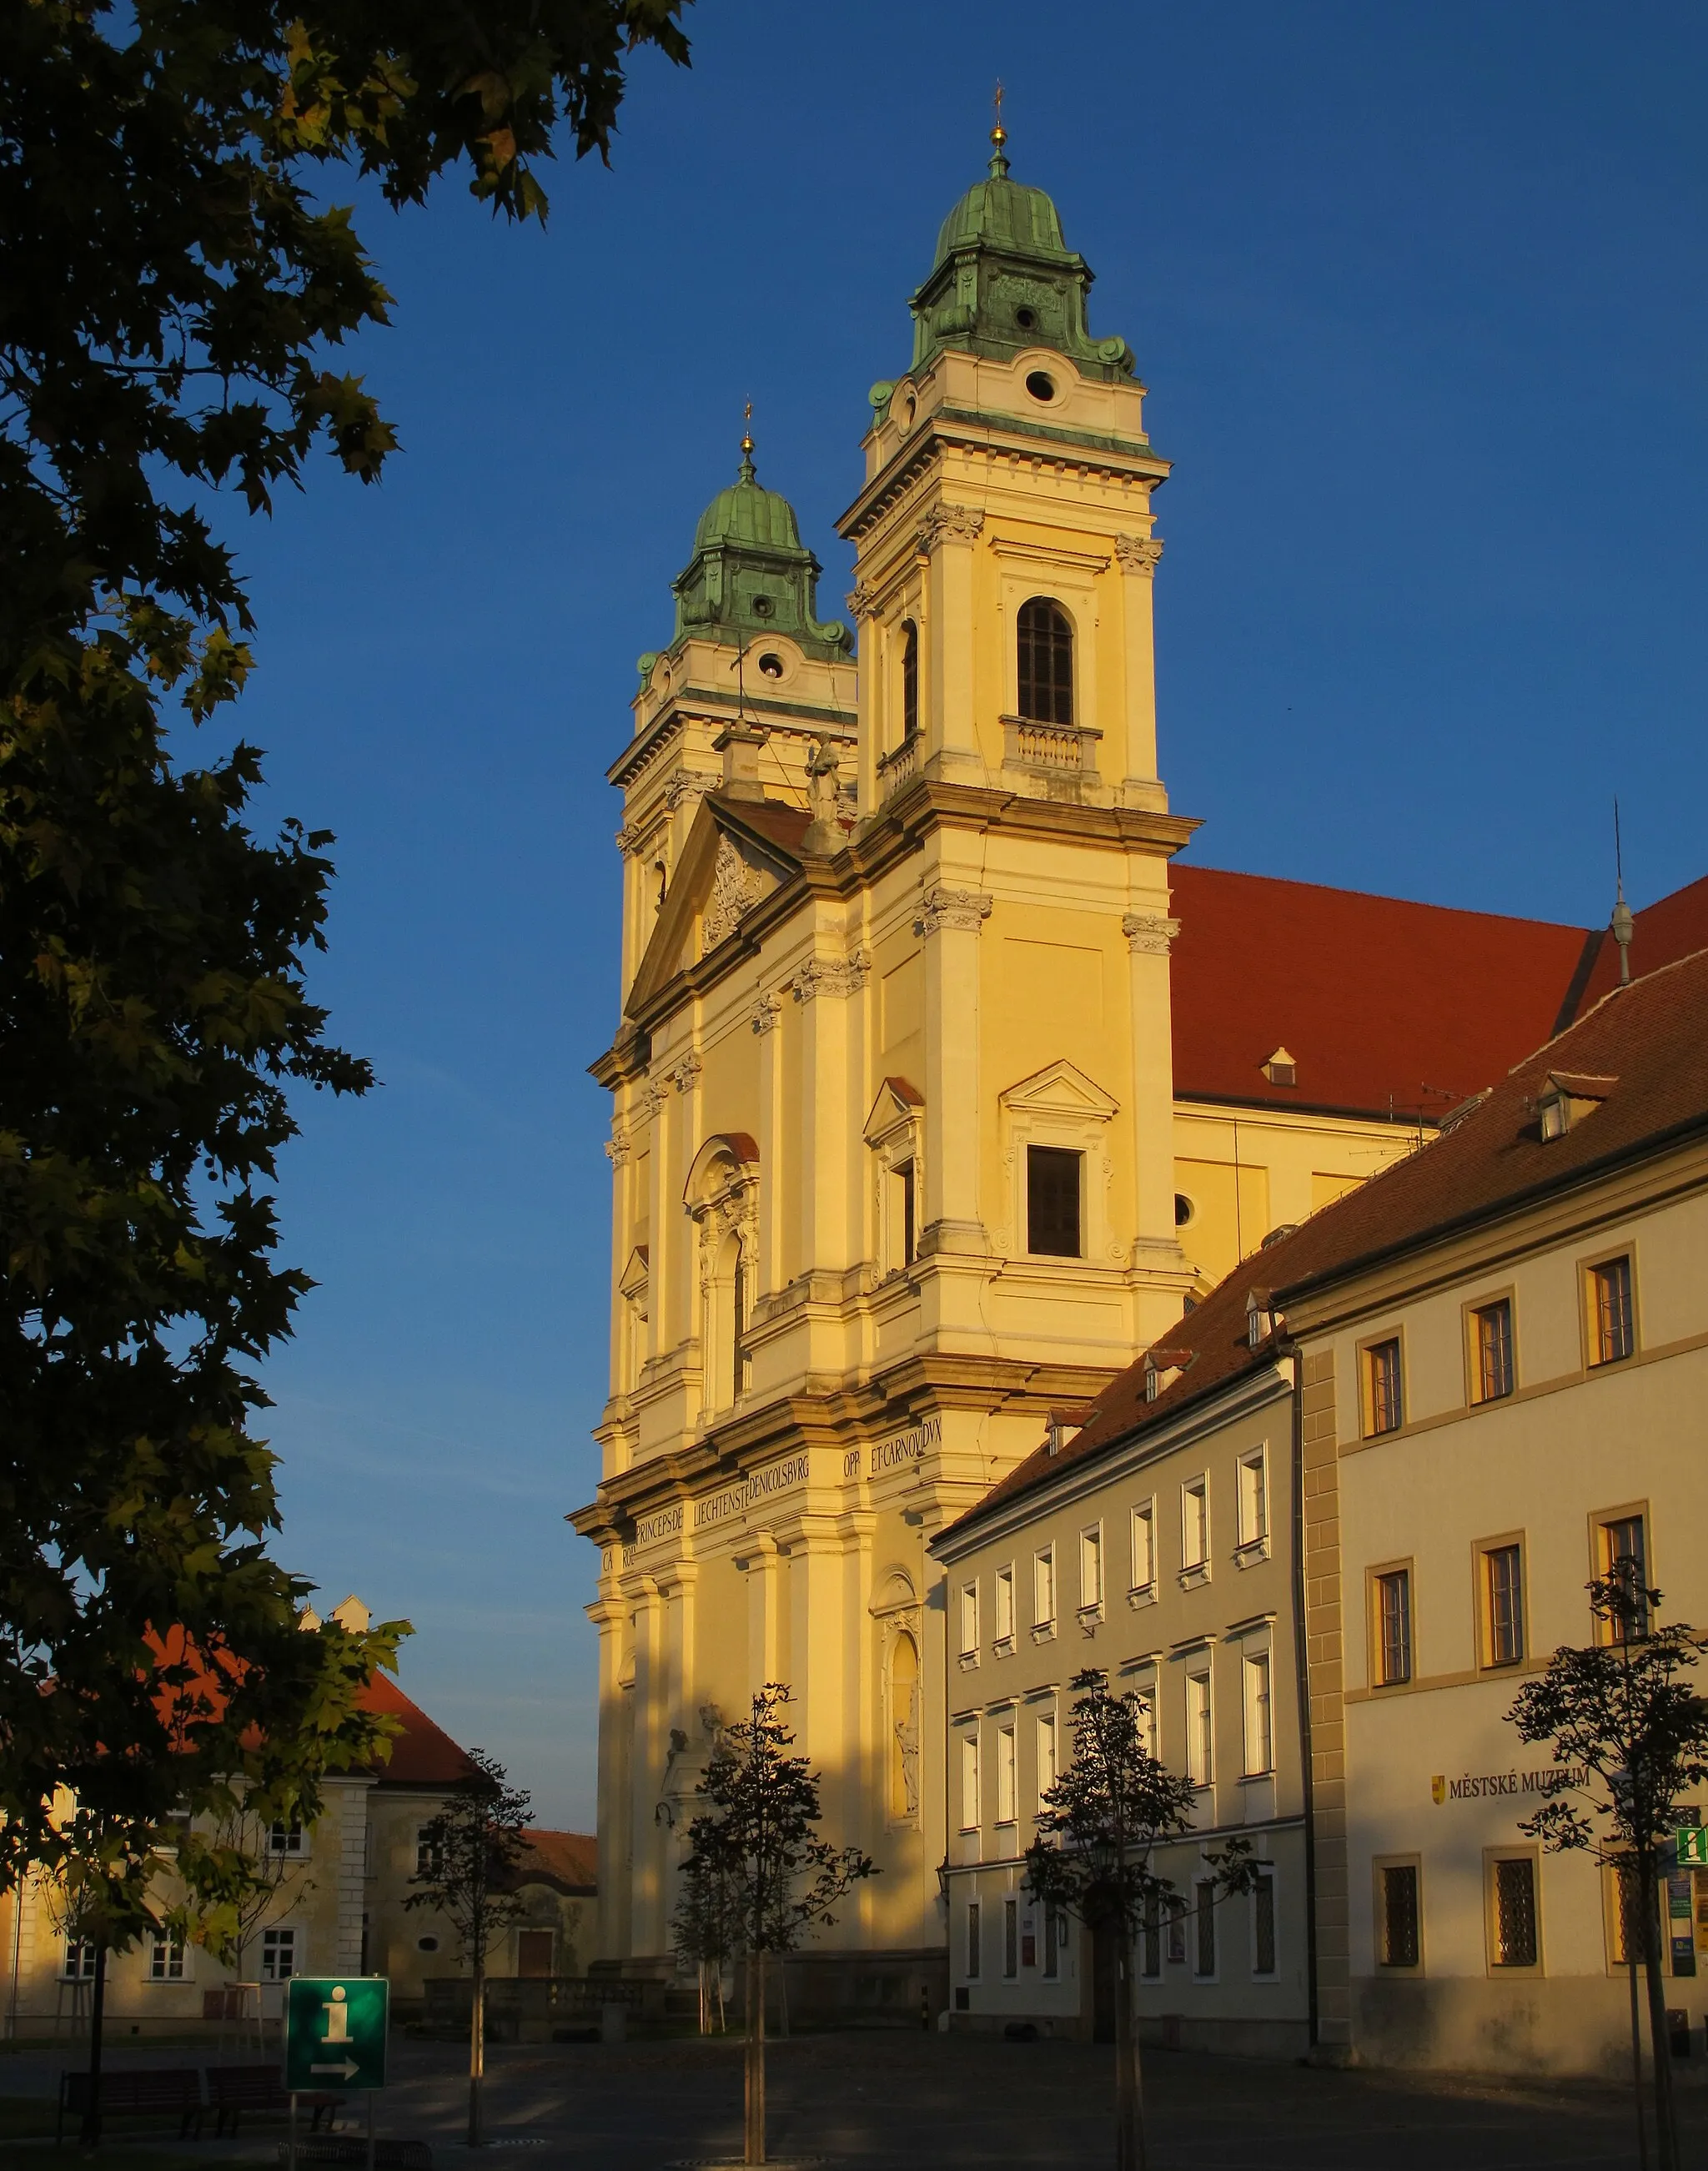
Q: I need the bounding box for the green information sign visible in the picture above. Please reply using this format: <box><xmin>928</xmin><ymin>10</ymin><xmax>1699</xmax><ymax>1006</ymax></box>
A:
<box><xmin>1676</xmin><ymin>1827</ymin><xmax>1708</xmax><ymax>1868</ymax></box>
<box><xmin>284</xmin><ymin>1977</ymin><xmax>389</xmax><ymax>2093</ymax></box>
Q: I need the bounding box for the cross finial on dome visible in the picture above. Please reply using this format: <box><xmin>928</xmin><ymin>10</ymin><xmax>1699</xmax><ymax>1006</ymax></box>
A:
<box><xmin>989</xmin><ymin>80</ymin><xmax>1009</xmax><ymax>178</ymax></box>
<box><xmin>738</xmin><ymin>397</ymin><xmax>756</xmax><ymax>482</ymax></box>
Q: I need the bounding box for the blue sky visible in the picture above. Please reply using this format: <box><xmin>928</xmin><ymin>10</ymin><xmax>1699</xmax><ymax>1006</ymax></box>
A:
<box><xmin>229</xmin><ymin>0</ymin><xmax>1707</xmax><ymax>1827</ymax></box>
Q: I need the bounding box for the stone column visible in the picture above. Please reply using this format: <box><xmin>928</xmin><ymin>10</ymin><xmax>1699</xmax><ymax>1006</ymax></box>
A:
<box><xmin>920</xmin><ymin>505</ymin><xmax>986</xmax><ymax>775</ymax></box>
<box><xmin>1120</xmin><ymin>907</ymin><xmax>1186</xmax><ymax>1310</ymax></box>
<box><xmin>790</xmin><ymin>947</ymin><xmax>867</xmax><ymax>1280</ymax></box>
<box><xmin>917</xmin><ymin>886</ymin><xmax>991</xmax><ymax>1254</ymax></box>
<box><xmin>626</xmin><ymin>1575</ymin><xmax>666</xmax><ymax>1961</ymax></box>
<box><xmin>587</xmin><ymin>1576</ymin><xmax>629</xmax><ymax>1962</ymax></box>
<box><xmin>743</xmin><ymin>1531</ymin><xmax>781</xmax><ymax>1695</ymax></box>
<box><xmin>751</xmin><ymin>988</ymin><xmax>784</xmax><ymax>1299</ymax></box>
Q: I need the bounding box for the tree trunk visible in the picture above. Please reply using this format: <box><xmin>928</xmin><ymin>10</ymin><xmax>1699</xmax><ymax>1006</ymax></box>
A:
<box><xmin>1113</xmin><ymin>1922</ymin><xmax>1146</xmax><ymax>2171</ymax></box>
<box><xmin>1638</xmin><ymin>1852</ymin><xmax>1678</xmax><ymax>2171</ymax></box>
<box><xmin>468</xmin><ymin>1958</ymin><xmax>485</xmax><ymax>2148</ymax></box>
<box><xmin>744</xmin><ymin>1948</ymin><xmax>766</xmax><ymax>2166</ymax></box>
<box><xmin>78</xmin><ymin>1944</ymin><xmax>106</xmax><ymax>2153</ymax></box>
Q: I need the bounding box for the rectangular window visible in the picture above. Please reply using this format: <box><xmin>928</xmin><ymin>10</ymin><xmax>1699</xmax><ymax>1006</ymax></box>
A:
<box><xmin>1141</xmin><ymin>1894</ymin><xmax>1162</xmax><ymax>1978</ymax></box>
<box><xmin>1237</xmin><ymin>1450</ymin><xmax>1268</xmax><ymax>1548</ymax></box>
<box><xmin>1134</xmin><ymin>1677</ymin><xmax>1158</xmax><ymax>1763</ymax></box>
<box><xmin>1033</xmin><ymin>1547</ymin><xmax>1056</xmax><ymax>1631</ymax></box>
<box><xmin>1166</xmin><ymin>1904</ymin><xmax>1187</xmax><ymax>1967</ymax></box>
<box><xmin>267</xmin><ymin>1821</ymin><xmax>305</xmax><ymax>1857</ymax></box>
<box><xmin>959</xmin><ymin>1735</ymin><xmax>981</xmax><ymax>1832</ymax></box>
<box><xmin>958</xmin><ymin>1582</ymin><xmax>979</xmax><ymax>1658</ymax></box>
<box><xmin>1590</xmin><ymin>1256</ymin><xmax>1635</xmax><ymax>1366</ymax></box>
<box><xmin>1252</xmin><ymin>1871</ymin><xmax>1277</xmax><ymax>1978</ymax></box>
<box><xmin>1490</xmin><ymin>1857</ymin><xmax>1539</xmax><ymax>1968</ymax></box>
<box><xmin>899</xmin><ymin>1159</ymin><xmax>916</xmax><ymax>1268</ymax></box>
<box><xmin>148</xmin><ymin>1934</ymin><xmax>186</xmax><ymax>1983</ymax></box>
<box><xmin>260</xmin><ymin>1927</ymin><xmax>298</xmax><ymax>1983</ymax></box>
<box><xmin>1079</xmin><ymin>1525</ymin><xmax>1103</xmax><ymax>1611</ymax></box>
<box><xmin>1130</xmin><ymin>1500</ymin><xmax>1156</xmax><ymax>1592</ymax></box>
<box><xmin>1027</xmin><ymin>1144</ymin><xmax>1083</xmax><ymax>1258</ymax></box>
<box><xmin>1243</xmin><ymin>1651</ymin><xmax>1273</xmax><ymax>1777</ymax></box>
<box><xmin>1483</xmin><ymin>1542</ymin><xmax>1525</xmax><ymax>1666</ymax></box>
<box><xmin>1364</xmin><ymin>1337</ymin><xmax>1404</xmax><ymax>1436</ymax></box>
<box><xmin>1194</xmin><ymin>1882</ymin><xmax>1217</xmax><ymax>1978</ymax></box>
<box><xmin>1187</xmin><ymin>1669</ymin><xmax>1213</xmax><ymax>1787</ymax></box>
<box><xmin>1379</xmin><ymin>1864</ymin><xmax>1421</xmax><ymax>1967</ymax></box>
<box><xmin>415</xmin><ymin>1826</ymin><xmax>442</xmax><ymax>1877</ymax></box>
<box><xmin>1043</xmin><ymin>1908</ymin><xmax>1065</xmax><ymax>1979</ymax></box>
<box><xmin>1598</xmin><ymin>1514</ymin><xmax>1650</xmax><ymax>1641</ymax></box>
<box><xmin>996</xmin><ymin>1725</ymin><xmax>1017</xmax><ymax>1825</ymax></box>
<box><xmin>1182</xmin><ymin>1477</ymin><xmax>1208</xmax><ymax>1570</ymax></box>
<box><xmin>1375</xmin><ymin>1567</ymin><xmax>1413</xmax><ymax>1686</ymax></box>
<box><xmin>1472</xmin><ymin>1299</ymin><xmax>1515</xmax><ymax>1403</ymax></box>
<box><xmin>63</xmin><ymin>1940</ymin><xmax>97</xmax><ymax>1983</ymax></box>
<box><xmin>966</xmin><ymin>1901</ymin><xmax>982</xmax><ymax>1979</ymax></box>
<box><xmin>995</xmin><ymin>1565</ymin><xmax>1015</xmax><ymax>1644</ymax></box>
<box><xmin>1003</xmin><ymin>1897</ymin><xmax>1019</xmax><ymax>1978</ymax></box>
<box><xmin>1036</xmin><ymin>1714</ymin><xmax>1057</xmax><ymax>1808</ymax></box>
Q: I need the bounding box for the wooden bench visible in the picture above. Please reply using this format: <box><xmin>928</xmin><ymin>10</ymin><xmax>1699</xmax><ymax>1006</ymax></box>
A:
<box><xmin>56</xmin><ymin>2067</ymin><xmax>203</xmax><ymax>2143</ymax></box>
<box><xmin>208</xmin><ymin>2065</ymin><xmax>342</xmax><ymax>2136</ymax></box>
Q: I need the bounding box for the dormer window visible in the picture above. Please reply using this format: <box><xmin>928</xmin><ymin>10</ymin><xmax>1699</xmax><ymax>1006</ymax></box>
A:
<box><xmin>1262</xmin><ymin>1047</ymin><xmax>1297</xmax><ymax>1088</ymax></box>
<box><xmin>1246</xmin><ymin>1290</ymin><xmax>1277</xmax><ymax>1349</ymax></box>
<box><xmin>1144</xmin><ymin>1347</ymin><xmax>1193</xmax><ymax>1403</ymax></box>
<box><xmin>1538</xmin><ymin>1072</ymin><xmax>1617</xmax><ymax>1141</ymax></box>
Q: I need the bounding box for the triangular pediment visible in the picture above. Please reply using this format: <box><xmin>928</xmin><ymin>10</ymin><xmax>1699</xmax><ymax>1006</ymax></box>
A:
<box><xmin>862</xmin><ymin>1074</ymin><xmax>925</xmax><ymax>1147</ymax></box>
<box><xmin>999</xmin><ymin>1058</ymin><xmax>1119</xmax><ymax>1121</ymax></box>
<box><xmin>626</xmin><ymin>797</ymin><xmax>805</xmax><ymax>1018</ymax></box>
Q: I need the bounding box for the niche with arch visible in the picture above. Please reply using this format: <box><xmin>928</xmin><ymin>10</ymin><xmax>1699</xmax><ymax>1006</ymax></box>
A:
<box><xmin>683</xmin><ymin>1133</ymin><xmax>761</xmax><ymax>1418</ymax></box>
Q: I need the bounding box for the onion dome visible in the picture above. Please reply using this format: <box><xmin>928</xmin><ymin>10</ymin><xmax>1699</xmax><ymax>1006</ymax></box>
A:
<box><xmin>668</xmin><ymin>435</ymin><xmax>851</xmax><ymax>663</ymax></box>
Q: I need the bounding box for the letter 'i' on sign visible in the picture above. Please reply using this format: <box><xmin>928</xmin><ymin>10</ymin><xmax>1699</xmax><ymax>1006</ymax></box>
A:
<box><xmin>1678</xmin><ymin>1828</ymin><xmax>1708</xmax><ymax>1868</ymax></box>
<box><xmin>284</xmin><ymin>1978</ymin><xmax>390</xmax><ymax>2093</ymax></box>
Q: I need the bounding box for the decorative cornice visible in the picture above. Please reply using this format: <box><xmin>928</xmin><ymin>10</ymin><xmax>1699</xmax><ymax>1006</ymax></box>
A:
<box><xmin>1114</xmin><ymin>533</ymin><xmax>1164</xmax><ymax>576</ymax></box>
<box><xmin>917</xmin><ymin>503</ymin><xmax>987</xmax><ymax>552</ymax></box>
<box><xmin>615</xmin><ymin>825</ymin><xmax>645</xmax><ymax>858</ymax></box>
<box><xmin>666</xmin><ymin>768</ymin><xmax>720</xmax><ymax>813</ymax></box>
<box><xmin>915</xmin><ymin>887</ymin><xmax>993</xmax><ymax>937</ymax></box>
<box><xmin>751</xmin><ymin>992</ymin><xmax>784</xmax><ymax>1035</ymax></box>
<box><xmin>789</xmin><ymin>949</ymin><xmax>872</xmax><ymax>1003</ymax></box>
<box><xmin>1122</xmin><ymin>912</ymin><xmax>1181</xmax><ymax>957</ymax></box>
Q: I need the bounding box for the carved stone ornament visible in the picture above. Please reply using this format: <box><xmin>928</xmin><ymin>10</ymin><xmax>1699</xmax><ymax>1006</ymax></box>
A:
<box><xmin>845</xmin><ymin>583</ymin><xmax>877</xmax><ymax>619</ymax></box>
<box><xmin>914</xmin><ymin>886</ymin><xmax>993</xmax><ymax>937</ymax></box>
<box><xmin>615</xmin><ymin>824</ymin><xmax>645</xmax><ymax>858</ymax></box>
<box><xmin>666</xmin><ymin>768</ymin><xmax>720</xmax><ymax>813</ymax></box>
<box><xmin>604</xmin><ymin>1129</ymin><xmax>631</xmax><ymax>1168</ymax></box>
<box><xmin>666</xmin><ymin>1052</ymin><xmax>703</xmax><ymax>1094</ymax></box>
<box><xmin>790</xmin><ymin>948</ymin><xmax>872</xmax><ymax>1003</ymax></box>
<box><xmin>1114</xmin><ymin>533</ymin><xmax>1165</xmax><ymax>576</ymax></box>
<box><xmin>1122</xmin><ymin>912</ymin><xmax>1181</xmax><ymax>956</ymax></box>
<box><xmin>916</xmin><ymin>503</ymin><xmax>987</xmax><ymax>553</ymax></box>
<box><xmin>751</xmin><ymin>991</ymin><xmax>784</xmax><ymax>1035</ymax></box>
<box><xmin>639</xmin><ymin>1080</ymin><xmax>671</xmax><ymax>1121</ymax></box>
<box><xmin>702</xmin><ymin>835</ymin><xmax>765</xmax><ymax>952</ymax></box>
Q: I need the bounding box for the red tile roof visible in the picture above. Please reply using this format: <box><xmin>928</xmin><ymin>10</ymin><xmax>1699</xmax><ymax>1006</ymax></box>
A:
<box><xmin>940</xmin><ymin>944</ymin><xmax>1708</xmax><ymax>1544</ymax></box>
<box><xmin>506</xmin><ymin>1830</ymin><xmax>597</xmax><ymax>1894</ymax></box>
<box><xmin>359</xmin><ymin>1673</ymin><xmax>482</xmax><ymax>1787</ymax></box>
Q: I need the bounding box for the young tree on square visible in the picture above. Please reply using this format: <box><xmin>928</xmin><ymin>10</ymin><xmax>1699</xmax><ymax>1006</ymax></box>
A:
<box><xmin>672</xmin><ymin>1841</ymin><xmax>741</xmax><ymax>2034</ymax></box>
<box><xmin>406</xmin><ymin>1750</ymin><xmax>532</xmax><ymax>2148</ymax></box>
<box><xmin>1025</xmin><ymin>1668</ymin><xmax>1257</xmax><ymax>2171</ymax></box>
<box><xmin>1508</xmin><ymin>1562</ymin><xmax>1708</xmax><ymax>2171</ymax></box>
<box><xmin>678</xmin><ymin>1685</ymin><xmax>876</xmax><ymax>2166</ymax></box>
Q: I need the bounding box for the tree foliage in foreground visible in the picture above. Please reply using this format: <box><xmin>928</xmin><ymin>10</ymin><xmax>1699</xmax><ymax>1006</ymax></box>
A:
<box><xmin>0</xmin><ymin>0</ymin><xmax>690</xmax><ymax>1913</ymax></box>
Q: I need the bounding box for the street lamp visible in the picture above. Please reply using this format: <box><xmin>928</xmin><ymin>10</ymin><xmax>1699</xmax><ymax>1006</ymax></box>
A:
<box><xmin>935</xmin><ymin>1857</ymin><xmax>952</xmax><ymax>1902</ymax></box>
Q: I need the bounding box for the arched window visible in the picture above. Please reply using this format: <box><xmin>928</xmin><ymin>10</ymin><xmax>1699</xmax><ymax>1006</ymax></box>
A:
<box><xmin>888</xmin><ymin>1631</ymin><xmax>920</xmax><ymax>1822</ymax></box>
<box><xmin>900</xmin><ymin>620</ymin><xmax>919</xmax><ymax>742</ymax></box>
<box><xmin>1017</xmin><ymin>596</ymin><xmax>1073</xmax><ymax>726</ymax></box>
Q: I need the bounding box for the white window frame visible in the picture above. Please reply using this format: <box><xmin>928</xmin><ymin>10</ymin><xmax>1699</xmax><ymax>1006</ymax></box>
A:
<box><xmin>1078</xmin><ymin>1522</ymin><xmax>1104</xmax><ymax>1619</ymax></box>
<box><xmin>994</xmin><ymin>1564</ymin><xmax>1016</xmax><ymax>1648</ymax></box>
<box><xmin>62</xmin><ymin>1940</ymin><xmax>98</xmax><ymax>1983</ymax></box>
<box><xmin>1236</xmin><ymin>1447</ymin><xmax>1269</xmax><ymax>1557</ymax></box>
<box><xmin>1242</xmin><ymin>1649</ymin><xmax>1273</xmax><ymax>1777</ymax></box>
<box><xmin>1035</xmin><ymin>1712</ymin><xmax>1057</xmax><ymax>1809</ymax></box>
<box><xmin>1186</xmin><ymin>1666</ymin><xmax>1213</xmax><ymax>1787</ymax></box>
<box><xmin>266</xmin><ymin>1820</ymin><xmax>308</xmax><ymax>1858</ymax></box>
<box><xmin>997</xmin><ymin>1060</ymin><xmax>1118</xmax><ymax>1264</ymax></box>
<box><xmin>1132</xmin><ymin>1670</ymin><xmax>1159</xmax><ymax>1762</ymax></box>
<box><xmin>958</xmin><ymin>1581</ymin><xmax>979</xmax><ymax>1662</ymax></box>
<box><xmin>1251</xmin><ymin>1865</ymin><xmax>1279</xmax><ymax>1980</ymax></box>
<box><xmin>260</xmin><ymin>1925</ymin><xmax>299</xmax><ymax>1983</ymax></box>
<box><xmin>1129</xmin><ymin>1499</ymin><xmax>1157</xmax><ymax>1598</ymax></box>
<box><xmin>996</xmin><ymin>1723</ymin><xmax>1017</xmax><ymax>1826</ymax></box>
<box><xmin>147</xmin><ymin>1932</ymin><xmax>188</xmax><ymax>1983</ymax></box>
<box><xmin>958</xmin><ymin>1732</ymin><xmax>982</xmax><ymax>1833</ymax></box>
<box><xmin>1032</xmin><ymin>1546</ymin><xmax>1056</xmax><ymax>1637</ymax></box>
<box><xmin>1181</xmin><ymin>1477</ymin><xmax>1210</xmax><ymax>1578</ymax></box>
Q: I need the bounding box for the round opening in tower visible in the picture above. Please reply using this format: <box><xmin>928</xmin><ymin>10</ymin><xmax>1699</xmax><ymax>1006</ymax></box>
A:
<box><xmin>751</xmin><ymin>594</ymin><xmax>774</xmax><ymax>617</ymax></box>
<box><xmin>1025</xmin><ymin>370</ymin><xmax>1057</xmax><ymax>403</ymax></box>
<box><xmin>1174</xmin><ymin>1193</ymin><xmax>1195</xmax><ymax>1227</ymax></box>
<box><xmin>1015</xmin><ymin>306</ymin><xmax>1038</xmax><ymax>331</ymax></box>
<box><xmin>757</xmin><ymin>652</ymin><xmax>784</xmax><ymax>679</ymax></box>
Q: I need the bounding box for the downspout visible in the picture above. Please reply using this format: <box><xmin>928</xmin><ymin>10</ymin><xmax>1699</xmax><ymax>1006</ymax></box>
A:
<box><xmin>1278</xmin><ymin>1336</ymin><xmax>1319</xmax><ymax>2052</ymax></box>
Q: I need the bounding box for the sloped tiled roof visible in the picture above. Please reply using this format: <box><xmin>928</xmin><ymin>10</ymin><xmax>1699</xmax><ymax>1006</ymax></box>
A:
<box><xmin>940</xmin><ymin>946</ymin><xmax>1708</xmax><ymax>1545</ymax></box>
<box><xmin>505</xmin><ymin>1829</ymin><xmax>597</xmax><ymax>1895</ymax></box>
<box><xmin>359</xmin><ymin>1674</ymin><xmax>482</xmax><ymax>1787</ymax></box>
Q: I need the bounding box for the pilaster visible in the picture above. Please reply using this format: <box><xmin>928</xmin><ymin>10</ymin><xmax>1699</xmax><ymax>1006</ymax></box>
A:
<box><xmin>1300</xmin><ymin>1346</ymin><xmax>1349</xmax><ymax>2048</ymax></box>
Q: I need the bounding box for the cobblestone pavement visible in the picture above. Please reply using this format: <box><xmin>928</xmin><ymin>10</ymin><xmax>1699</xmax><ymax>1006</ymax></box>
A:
<box><xmin>6</xmin><ymin>2031</ymin><xmax>1706</xmax><ymax>2170</ymax></box>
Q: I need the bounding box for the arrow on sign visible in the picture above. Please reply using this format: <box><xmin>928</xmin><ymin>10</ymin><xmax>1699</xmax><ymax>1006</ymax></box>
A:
<box><xmin>310</xmin><ymin>2059</ymin><xmax>361</xmax><ymax>2080</ymax></box>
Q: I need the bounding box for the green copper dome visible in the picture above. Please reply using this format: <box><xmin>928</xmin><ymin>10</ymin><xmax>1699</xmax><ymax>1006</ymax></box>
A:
<box><xmin>663</xmin><ymin>441</ymin><xmax>851</xmax><ymax>667</ymax></box>
<box><xmin>907</xmin><ymin>138</ymin><xmax>1136</xmax><ymax>384</ymax></box>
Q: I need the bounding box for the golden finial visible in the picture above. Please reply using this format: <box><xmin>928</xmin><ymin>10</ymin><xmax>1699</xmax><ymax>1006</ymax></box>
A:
<box><xmin>741</xmin><ymin>398</ymin><xmax>754</xmax><ymax>459</ymax></box>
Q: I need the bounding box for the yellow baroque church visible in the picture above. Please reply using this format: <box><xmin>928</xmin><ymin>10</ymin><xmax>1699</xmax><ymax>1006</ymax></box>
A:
<box><xmin>570</xmin><ymin>134</ymin><xmax>1700</xmax><ymax>2014</ymax></box>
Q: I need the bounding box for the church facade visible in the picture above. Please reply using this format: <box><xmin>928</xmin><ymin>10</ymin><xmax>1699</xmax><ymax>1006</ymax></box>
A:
<box><xmin>570</xmin><ymin>137</ymin><xmax>1437</xmax><ymax>2012</ymax></box>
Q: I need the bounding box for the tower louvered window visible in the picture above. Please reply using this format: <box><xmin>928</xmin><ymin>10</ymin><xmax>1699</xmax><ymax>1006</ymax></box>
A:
<box><xmin>1017</xmin><ymin>597</ymin><xmax>1073</xmax><ymax>725</ymax></box>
